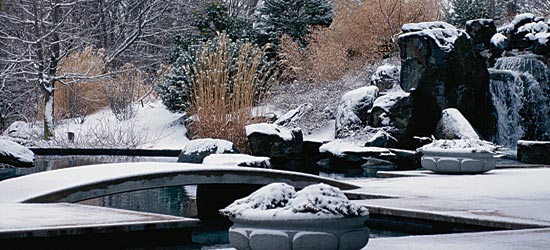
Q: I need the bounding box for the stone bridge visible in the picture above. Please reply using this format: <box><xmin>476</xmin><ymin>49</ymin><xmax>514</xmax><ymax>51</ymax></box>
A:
<box><xmin>0</xmin><ymin>162</ymin><xmax>360</xmax><ymax>203</ymax></box>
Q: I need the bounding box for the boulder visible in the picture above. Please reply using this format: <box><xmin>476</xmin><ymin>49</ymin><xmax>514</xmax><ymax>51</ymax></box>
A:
<box><xmin>335</xmin><ymin>86</ymin><xmax>379</xmax><ymax>138</ymax></box>
<box><xmin>491</xmin><ymin>13</ymin><xmax>550</xmax><ymax>56</ymax></box>
<box><xmin>275</xmin><ymin>103</ymin><xmax>313</xmax><ymax>127</ymax></box>
<box><xmin>370</xmin><ymin>64</ymin><xmax>401</xmax><ymax>92</ymax></box>
<box><xmin>177</xmin><ymin>138</ymin><xmax>240</xmax><ymax>163</ymax></box>
<box><xmin>368</xmin><ymin>90</ymin><xmax>413</xmax><ymax>142</ymax></box>
<box><xmin>364</xmin><ymin>130</ymin><xmax>398</xmax><ymax>148</ymax></box>
<box><xmin>399</xmin><ymin>22</ymin><xmax>496</xmax><ymax>142</ymax></box>
<box><xmin>318</xmin><ymin>140</ymin><xmax>396</xmax><ymax>169</ymax></box>
<box><xmin>202</xmin><ymin>154</ymin><xmax>271</xmax><ymax>169</ymax></box>
<box><xmin>517</xmin><ymin>140</ymin><xmax>550</xmax><ymax>164</ymax></box>
<box><xmin>435</xmin><ymin>108</ymin><xmax>481</xmax><ymax>140</ymax></box>
<box><xmin>246</xmin><ymin>123</ymin><xmax>304</xmax><ymax>171</ymax></box>
<box><xmin>387</xmin><ymin>148</ymin><xmax>422</xmax><ymax>170</ymax></box>
<box><xmin>0</xmin><ymin>139</ymin><xmax>34</xmax><ymax>168</ymax></box>
<box><xmin>466</xmin><ymin>19</ymin><xmax>497</xmax><ymax>50</ymax></box>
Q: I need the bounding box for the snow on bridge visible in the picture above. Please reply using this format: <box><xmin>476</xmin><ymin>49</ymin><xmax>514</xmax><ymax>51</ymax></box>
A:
<box><xmin>0</xmin><ymin>162</ymin><xmax>360</xmax><ymax>203</ymax></box>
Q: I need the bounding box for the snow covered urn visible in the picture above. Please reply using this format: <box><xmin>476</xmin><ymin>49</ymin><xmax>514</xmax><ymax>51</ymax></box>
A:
<box><xmin>417</xmin><ymin>139</ymin><xmax>500</xmax><ymax>174</ymax></box>
<box><xmin>220</xmin><ymin>183</ymin><xmax>369</xmax><ymax>250</ymax></box>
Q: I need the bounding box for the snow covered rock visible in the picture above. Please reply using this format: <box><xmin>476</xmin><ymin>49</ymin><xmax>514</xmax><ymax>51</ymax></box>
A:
<box><xmin>370</xmin><ymin>64</ymin><xmax>401</xmax><ymax>92</ymax></box>
<box><xmin>364</xmin><ymin>130</ymin><xmax>398</xmax><ymax>148</ymax></box>
<box><xmin>202</xmin><ymin>154</ymin><xmax>271</xmax><ymax>168</ymax></box>
<box><xmin>517</xmin><ymin>140</ymin><xmax>550</xmax><ymax>164</ymax></box>
<box><xmin>466</xmin><ymin>19</ymin><xmax>497</xmax><ymax>50</ymax></box>
<box><xmin>401</xmin><ymin>21</ymin><xmax>456</xmax><ymax>33</ymax></box>
<box><xmin>275</xmin><ymin>103</ymin><xmax>313</xmax><ymax>127</ymax></box>
<box><xmin>368</xmin><ymin>90</ymin><xmax>412</xmax><ymax>142</ymax></box>
<box><xmin>0</xmin><ymin>139</ymin><xmax>35</xmax><ymax>168</ymax></box>
<box><xmin>2</xmin><ymin>121</ymin><xmax>35</xmax><ymax>140</ymax></box>
<box><xmin>491</xmin><ymin>13</ymin><xmax>550</xmax><ymax>56</ymax></box>
<box><xmin>435</xmin><ymin>108</ymin><xmax>481</xmax><ymax>140</ymax></box>
<box><xmin>177</xmin><ymin>138</ymin><xmax>240</xmax><ymax>163</ymax></box>
<box><xmin>417</xmin><ymin>139</ymin><xmax>499</xmax><ymax>154</ymax></box>
<box><xmin>246</xmin><ymin>123</ymin><xmax>303</xmax><ymax>171</ymax></box>
<box><xmin>335</xmin><ymin>86</ymin><xmax>379</xmax><ymax>138</ymax></box>
<box><xmin>398</xmin><ymin>21</ymin><xmax>496</xmax><ymax>142</ymax></box>
<box><xmin>318</xmin><ymin>140</ymin><xmax>396</xmax><ymax>169</ymax></box>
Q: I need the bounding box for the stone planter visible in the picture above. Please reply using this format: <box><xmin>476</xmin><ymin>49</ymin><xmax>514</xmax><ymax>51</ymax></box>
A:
<box><xmin>420</xmin><ymin>150</ymin><xmax>496</xmax><ymax>174</ymax></box>
<box><xmin>228</xmin><ymin>215</ymin><xmax>369</xmax><ymax>250</ymax></box>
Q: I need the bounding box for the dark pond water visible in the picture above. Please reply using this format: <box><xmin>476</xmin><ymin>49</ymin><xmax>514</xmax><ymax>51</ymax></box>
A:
<box><xmin>11</xmin><ymin>155</ymin><xmax>410</xmax><ymax>248</ymax></box>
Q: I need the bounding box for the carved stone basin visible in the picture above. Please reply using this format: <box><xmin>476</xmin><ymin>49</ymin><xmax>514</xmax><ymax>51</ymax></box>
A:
<box><xmin>420</xmin><ymin>150</ymin><xmax>496</xmax><ymax>174</ymax></box>
<box><xmin>228</xmin><ymin>215</ymin><xmax>369</xmax><ymax>250</ymax></box>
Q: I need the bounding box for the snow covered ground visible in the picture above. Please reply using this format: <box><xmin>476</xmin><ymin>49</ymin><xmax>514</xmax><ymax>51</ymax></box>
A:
<box><xmin>1</xmin><ymin>100</ymin><xmax>189</xmax><ymax>149</ymax></box>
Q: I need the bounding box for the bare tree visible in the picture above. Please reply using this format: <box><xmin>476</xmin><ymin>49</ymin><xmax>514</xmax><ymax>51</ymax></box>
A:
<box><xmin>0</xmin><ymin>0</ymin><xmax>206</xmax><ymax>137</ymax></box>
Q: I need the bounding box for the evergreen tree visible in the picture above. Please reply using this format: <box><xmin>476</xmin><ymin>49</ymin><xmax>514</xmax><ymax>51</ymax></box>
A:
<box><xmin>256</xmin><ymin>0</ymin><xmax>333</xmax><ymax>46</ymax></box>
<box><xmin>446</xmin><ymin>0</ymin><xmax>506</xmax><ymax>27</ymax></box>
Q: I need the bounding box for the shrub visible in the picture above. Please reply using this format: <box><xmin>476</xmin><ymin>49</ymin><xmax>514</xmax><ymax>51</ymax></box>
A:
<box><xmin>159</xmin><ymin>33</ymin><xmax>279</xmax><ymax>151</ymax></box>
<box><xmin>279</xmin><ymin>0</ymin><xmax>442</xmax><ymax>82</ymax></box>
<box><xmin>256</xmin><ymin>0</ymin><xmax>333</xmax><ymax>46</ymax></box>
<box><xmin>445</xmin><ymin>0</ymin><xmax>506</xmax><ymax>27</ymax></box>
<box><xmin>103</xmin><ymin>63</ymin><xmax>146</xmax><ymax>121</ymax></box>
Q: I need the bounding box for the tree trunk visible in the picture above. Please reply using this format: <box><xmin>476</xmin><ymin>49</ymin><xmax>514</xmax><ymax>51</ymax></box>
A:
<box><xmin>43</xmin><ymin>87</ymin><xmax>55</xmax><ymax>140</ymax></box>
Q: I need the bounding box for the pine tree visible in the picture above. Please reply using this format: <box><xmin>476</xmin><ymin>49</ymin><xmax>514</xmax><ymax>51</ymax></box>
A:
<box><xmin>446</xmin><ymin>0</ymin><xmax>506</xmax><ymax>27</ymax></box>
<box><xmin>256</xmin><ymin>0</ymin><xmax>333</xmax><ymax>46</ymax></box>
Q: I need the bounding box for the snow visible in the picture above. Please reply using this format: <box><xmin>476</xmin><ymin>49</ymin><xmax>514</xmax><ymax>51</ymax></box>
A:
<box><xmin>517</xmin><ymin>140</ymin><xmax>550</xmax><ymax>146</ymax></box>
<box><xmin>220</xmin><ymin>183</ymin><xmax>368</xmax><ymax>220</ymax></box>
<box><xmin>518</xmin><ymin>21</ymin><xmax>548</xmax><ymax>34</ymax></box>
<box><xmin>437</xmin><ymin>108</ymin><xmax>480</xmax><ymax>140</ymax></box>
<box><xmin>0</xmin><ymin>203</ymin><xmax>192</xmax><ymax>231</ymax></box>
<box><xmin>304</xmin><ymin>120</ymin><xmax>335</xmax><ymax>142</ymax></box>
<box><xmin>372</xmin><ymin>90</ymin><xmax>410</xmax><ymax>112</ymax></box>
<box><xmin>417</xmin><ymin>139</ymin><xmax>499</xmax><ymax>154</ymax></box>
<box><xmin>336</xmin><ymin>86</ymin><xmax>379</xmax><ymax>131</ymax></box>
<box><xmin>0</xmin><ymin>139</ymin><xmax>34</xmax><ymax>164</ymax></box>
<box><xmin>490</xmin><ymin>33</ymin><xmax>508</xmax><ymax>49</ymax></box>
<box><xmin>274</xmin><ymin>103</ymin><xmax>313</xmax><ymax>126</ymax></box>
<box><xmin>181</xmin><ymin>138</ymin><xmax>235</xmax><ymax>154</ymax></box>
<box><xmin>202</xmin><ymin>154</ymin><xmax>271</xmax><ymax>168</ymax></box>
<box><xmin>401</xmin><ymin>22</ymin><xmax>455</xmax><ymax>33</ymax></box>
<box><xmin>319</xmin><ymin>140</ymin><xmax>393</xmax><ymax>157</ymax></box>
<box><xmin>245</xmin><ymin>123</ymin><xmax>294</xmax><ymax>141</ymax></box>
<box><xmin>370</xmin><ymin>64</ymin><xmax>400</xmax><ymax>89</ymax></box>
<box><xmin>512</xmin><ymin>13</ymin><xmax>535</xmax><ymax>26</ymax></box>
<box><xmin>1</xmin><ymin>100</ymin><xmax>189</xmax><ymax>149</ymax></box>
<box><xmin>399</xmin><ymin>28</ymin><xmax>463</xmax><ymax>52</ymax></box>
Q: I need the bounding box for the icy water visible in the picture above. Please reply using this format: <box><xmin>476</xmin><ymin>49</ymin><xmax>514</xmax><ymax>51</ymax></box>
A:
<box><xmin>19</xmin><ymin>155</ymin><xmax>408</xmax><ymax>248</ymax></box>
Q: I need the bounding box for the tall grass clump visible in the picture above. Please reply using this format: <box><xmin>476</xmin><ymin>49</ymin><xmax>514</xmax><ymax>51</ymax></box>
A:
<box><xmin>161</xmin><ymin>33</ymin><xmax>279</xmax><ymax>151</ymax></box>
<box><xmin>53</xmin><ymin>47</ymin><xmax>107</xmax><ymax>122</ymax></box>
<box><xmin>280</xmin><ymin>0</ymin><xmax>442</xmax><ymax>82</ymax></box>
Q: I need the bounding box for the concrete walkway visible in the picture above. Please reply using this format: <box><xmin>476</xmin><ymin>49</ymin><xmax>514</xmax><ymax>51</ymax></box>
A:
<box><xmin>366</xmin><ymin>228</ymin><xmax>550</xmax><ymax>250</ymax></box>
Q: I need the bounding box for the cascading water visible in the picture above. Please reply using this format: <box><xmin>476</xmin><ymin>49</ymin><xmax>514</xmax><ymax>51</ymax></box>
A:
<box><xmin>489</xmin><ymin>55</ymin><xmax>550</xmax><ymax>150</ymax></box>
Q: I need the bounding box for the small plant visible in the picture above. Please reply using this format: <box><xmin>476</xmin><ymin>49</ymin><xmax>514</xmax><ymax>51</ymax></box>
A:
<box><xmin>103</xmin><ymin>63</ymin><xmax>146</xmax><ymax>121</ymax></box>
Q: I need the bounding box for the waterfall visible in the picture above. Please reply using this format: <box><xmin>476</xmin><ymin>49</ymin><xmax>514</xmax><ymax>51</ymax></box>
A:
<box><xmin>489</xmin><ymin>55</ymin><xmax>550</xmax><ymax>150</ymax></box>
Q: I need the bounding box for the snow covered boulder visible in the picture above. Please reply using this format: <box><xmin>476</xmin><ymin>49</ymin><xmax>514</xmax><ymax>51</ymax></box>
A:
<box><xmin>221</xmin><ymin>183</ymin><xmax>369</xmax><ymax>250</ymax></box>
<box><xmin>370</xmin><ymin>64</ymin><xmax>401</xmax><ymax>92</ymax></box>
<box><xmin>517</xmin><ymin>140</ymin><xmax>550</xmax><ymax>164</ymax></box>
<box><xmin>364</xmin><ymin>130</ymin><xmax>398</xmax><ymax>148</ymax></box>
<box><xmin>417</xmin><ymin>139</ymin><xmax>499</xmax><ymax>174</ymax></box>
<box><xmin>492</xmin><ymin>13</ymin><xmax>550</xmax><ymax>56</ymax></box>
<box><xmin>335</xmin><ymin>86</ymin><xmax>379</xmax><ymax>138</ymax></box>
<box><xmin>435</xmin><ymin>108</ymin><xmax>481</xmax><ymax>140</ymax></box>
<box><xmin>318</xmin><ymin>140</ymin><xmax>396</xmax><ymax>169</ymax></box>
<box><xmin>177</xmin><ymin>138</ymin><xmax>240</xmax><ymax>163</ymax></box>
<box><xmin>275</xmin><ymin>103</ymin><xmax>313</xmax><ymax>127</ymax></box>
<box><xmin>398</xmin><ymin>22</ymin><xmax>496</xmax><ymax>141</ymax></box>
<box><xmin>0</xmin><ymin>139</ymin><xmax>35</xmax><ymax>168</ymax></box>
<box><xmin>368</xmin><ymin>90</ymin><xmax>413</xmax><ymax>142</ymax></box>
<box><xmin>246</xmin><ymin>123</ymin><xmax>304</xmax><ymax>171</ymax></box>
<box><xmin>466</xmin><ymin>19</ymin><xmax>497</xmax><ymax>50</ymax></box>
<box><xmin>401</xmin><ymin>21</ymin><xmax>455</xmax><ymax>33</ymax></box>
<box><xmin>203</xmin><ymin>154</ymin><xmax>271</xmax><ymax>169</ymax></box>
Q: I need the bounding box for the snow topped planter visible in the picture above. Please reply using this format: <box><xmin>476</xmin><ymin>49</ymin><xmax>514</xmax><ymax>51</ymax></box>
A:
<box><xmin>417</xmin><ymin>139</ymin><xmax>500</xmax><ymax>174</ymax></box>
<box><xmin>220</xmin><ymin>183</ymin><xmax>369</xmax><ymax>250</ymax></box>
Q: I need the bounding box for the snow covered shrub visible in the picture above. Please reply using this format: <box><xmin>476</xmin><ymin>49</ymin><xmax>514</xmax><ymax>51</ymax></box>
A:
<box><xmin>53</xmin><ymin>47</ymin><xmax>107</xmax><ymax>123</ymax></box>
<box><xmin>159</xmin><ymin>33</ymin><xmax>279</xmax><ymax>151</ymax></box>
<box><xmin>279</xmin><ymin>0</ymin><xmax>442</xmax><ymax>82</ymax></box>
<box><xmin>220</xmin><ymin>183</ymin><xmax>368</xmax><ymax>219</ymax></box>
